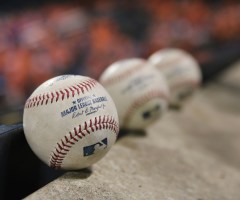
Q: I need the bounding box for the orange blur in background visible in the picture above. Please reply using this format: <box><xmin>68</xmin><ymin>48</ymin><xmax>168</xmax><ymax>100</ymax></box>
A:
<box><xmin>0</xmin><ymin>0</ymin><xmax>239</xmax><ymax>122</ymax></box>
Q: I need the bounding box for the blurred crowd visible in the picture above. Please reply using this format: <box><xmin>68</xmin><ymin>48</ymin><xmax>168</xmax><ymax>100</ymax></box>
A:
<box><xmin>0</xmin><ymin>0</ymin><xmax>240</xmax><ymax>120</ymax></box>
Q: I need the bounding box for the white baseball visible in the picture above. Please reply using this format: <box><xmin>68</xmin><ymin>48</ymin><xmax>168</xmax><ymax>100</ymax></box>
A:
<box><xmin>149</xmin><ymin>48</ymin><xmax>202</xmax><ymax>106</ymax></box>
<box><xmin>99</xmin><ymin>58</ymin><xmax>169</xmax><ymax>130</ymax></box>
<box><xmin>23</xmin><ymin>75</ymin><xmax>119</xmax><ymax>170</ymax></box>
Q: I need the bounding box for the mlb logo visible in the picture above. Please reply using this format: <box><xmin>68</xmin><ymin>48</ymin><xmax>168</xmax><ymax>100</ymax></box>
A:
<box><xmin>83</xmin><ymin>138</ymin><xmax>108</xmax><ymax>157</ymax></box>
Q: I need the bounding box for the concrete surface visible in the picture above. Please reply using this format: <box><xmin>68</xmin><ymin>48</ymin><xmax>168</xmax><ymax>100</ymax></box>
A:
<box><xmin>25</xmin><ymin>61</ymin><xmax>240</xmax><ymax>200</ymax></box>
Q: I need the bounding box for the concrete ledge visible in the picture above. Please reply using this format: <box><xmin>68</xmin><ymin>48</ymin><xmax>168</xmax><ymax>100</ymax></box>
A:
<box><xmin>25</xmin><ymin>62</ymin><xmax>240</xmax><ymax>200</ymax></box>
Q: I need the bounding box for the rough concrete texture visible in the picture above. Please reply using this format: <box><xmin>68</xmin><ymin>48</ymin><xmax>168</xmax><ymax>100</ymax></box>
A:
<box><xmin>25</xmin><ymin>62</ymin><xmax>240</xmax><ymax>200</ymax></box>
<box><xmin>218</xmin><ymin>60</ymin><xmax>240</xmax><ymax>86</ymax></box>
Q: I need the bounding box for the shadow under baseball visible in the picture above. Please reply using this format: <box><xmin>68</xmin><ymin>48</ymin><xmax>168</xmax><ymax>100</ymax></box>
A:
<box><xmin>117</xmin><ymin>128</ymin><xmax>147</xmax><ymax>141</ymax></box>
<box><xmin>62</xmin><ymin>167</ymin><xmax>93</xmax><ymax>180</ymax></box>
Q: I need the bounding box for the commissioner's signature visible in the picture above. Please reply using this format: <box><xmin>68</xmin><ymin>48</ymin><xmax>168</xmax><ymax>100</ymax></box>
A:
<box><xmin>72</xmin><ymin>103</ymin><xmax>106</xmax><ymax>118</ymax></box>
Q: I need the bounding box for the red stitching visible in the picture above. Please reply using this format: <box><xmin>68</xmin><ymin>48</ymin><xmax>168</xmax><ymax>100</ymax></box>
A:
<box><xmin>25</xmin><ymin>79</ymin><xmax>97</xmax><ymax>109</ymax></box>
<box><xmin>51</xmin><ymin>92</ymin><xmax>54</xmax><ymax>103</ymax></box>
<box><xmin>101</xmin><ymin>63</ymin><xmax>144</xmax><ymax>86</ymax></box>
<box><xmin>123</xmin><ymin>90</ymin><xmax>169</xmax><ymax>127</ymax></box>
<box><xmin>49</xmin><ymin>115</ymin><xmax>119</xmax><ymax>169</ymax></box>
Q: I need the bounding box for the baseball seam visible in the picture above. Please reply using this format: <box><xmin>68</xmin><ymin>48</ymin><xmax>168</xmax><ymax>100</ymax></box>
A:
<box><xmin>123</xmin><ymin>90</ymin><xmax>169</xmax><ymax>127</ymax></box>
<box><xmin>49</xmin><ymin>115</ymin><xmax>119</xmax><ymax>169</ymax></box>
<box><xmin>25</xmin><ymin>78</ymin><xmax>97</xmax><ymax>108</ymax></box>
<box><xmin>101</xmin><ymin>63</ymin><xmax>144</xmax><ymax>86</ymax></box>
<box><xmin>151</xmin><ymin>55</ymin><xmax>184</xmax><ymax>70</ymax></box>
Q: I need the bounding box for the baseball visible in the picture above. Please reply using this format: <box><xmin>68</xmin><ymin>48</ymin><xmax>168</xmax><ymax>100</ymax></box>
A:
<box><xmin>148</xmin><ymin>48</ymin><xmax>202</xmax><ymax>106</ymax></box>
<box><xmin>23</xmin><ymin>75</ymin><xmax>119</xmax><ymax>170</ymax></box>
<box><xmin>99</xmin><ymin>58</ymin><xmax>169</xmax><ymax>130</ymax></box>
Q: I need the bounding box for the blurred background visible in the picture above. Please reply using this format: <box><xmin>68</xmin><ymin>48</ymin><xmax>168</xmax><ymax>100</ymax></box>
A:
<box><xmin>0</xmin><ymin>0</ymin><xmax>239</xmax><ymax>124</ymax></box>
